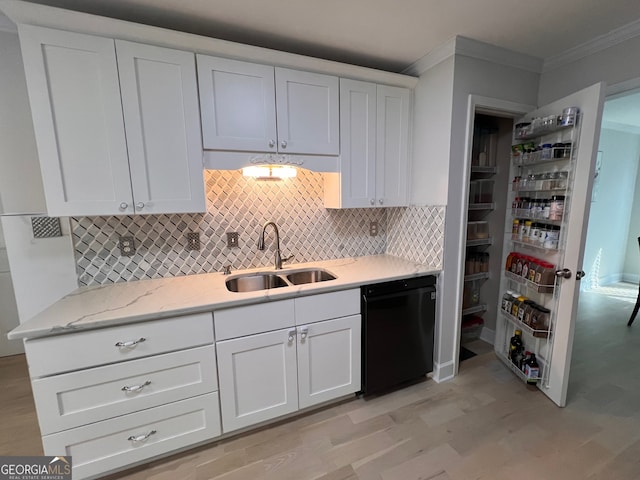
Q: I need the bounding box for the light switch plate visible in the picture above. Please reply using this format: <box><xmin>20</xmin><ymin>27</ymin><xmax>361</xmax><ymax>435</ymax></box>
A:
<box><xmin>186</xmin><ymin>232</ymin><xmax>200</xmax><ymax>250</ymax></box>
<box><xmin>118</xmin><ymin>236</ymin><xmax>135</xmax><ymax>256</ymax></box>
<box><xmin>226</xmin><ymin>232</ymin><xmax>239</xmax><ymax>248</ymax></box>
<box><xmin>369</xmin><ymin>221</ymin><xmax>379</xmax><ymax>237</ymax></box>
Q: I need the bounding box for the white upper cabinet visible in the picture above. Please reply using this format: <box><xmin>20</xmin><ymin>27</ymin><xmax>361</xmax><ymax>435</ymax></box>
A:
<box><xmin>324</xmin><ymin>80</ymin><xmax>410</xmax><ymax>208</ymax></box>
<box><xmin>274</xmin><ymin>67</ymin><xmax>339</xmax><ymax>155</ymax></box>
<box><xmin>19</xmin><ymin>25</ymin><xmax>132</xmax><ymax>217</ymax></box>
<box><xmin>18</xmin><ymin>25</ymin><xmax>205</xmax><ymax>216</ymax></box>
<box><xmin>116</xmin><ymin>40</ymin><xmax>205</xmax><ymax>214</ymax></box>
<box><xmin>376</xmin><ymin>85</ymin><xmax>410</xmax><ymax>207</ymax></box>
<box><xmin>197</xmin><ymin>56</ymin><xmax>339</xmax><ymax>157</ymax></box>
<box><xmin>197</xmin><ymin>56</ymin><xmax>277</xmax><ymax>153</ymax></box>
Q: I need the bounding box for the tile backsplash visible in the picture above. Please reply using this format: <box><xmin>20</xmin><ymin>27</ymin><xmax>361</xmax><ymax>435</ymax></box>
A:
<box><xmin>72</xmin><ymin>169</ymin><xmax>445</xmax><ymax>286</ymax></box>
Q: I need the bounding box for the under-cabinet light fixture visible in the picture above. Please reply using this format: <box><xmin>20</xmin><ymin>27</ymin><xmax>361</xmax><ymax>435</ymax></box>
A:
<box><xmin>242</xmin><ymin>165</ymin><xmax>297</xmax><ymax>180</ymax></box>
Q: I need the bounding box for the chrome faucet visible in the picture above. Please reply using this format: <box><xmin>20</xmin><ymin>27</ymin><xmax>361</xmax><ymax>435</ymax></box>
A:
<box><xmin>258</xmin><ymin>221</ymin><xmax>293</xmax><ymax>269</ymax></box>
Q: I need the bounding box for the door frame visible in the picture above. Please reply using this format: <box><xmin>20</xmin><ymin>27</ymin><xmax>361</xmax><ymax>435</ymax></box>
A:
<box><xmin>451</xmin><ymin>95</ymin><xmax>534</xmax><ymax>377</ymax></box>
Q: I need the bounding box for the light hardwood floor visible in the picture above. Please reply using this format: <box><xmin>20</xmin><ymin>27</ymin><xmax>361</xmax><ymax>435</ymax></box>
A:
<box><xmin>3</xmin><ymin>283</ymin><xmax>640</xmax><ymax>479</ymax></box>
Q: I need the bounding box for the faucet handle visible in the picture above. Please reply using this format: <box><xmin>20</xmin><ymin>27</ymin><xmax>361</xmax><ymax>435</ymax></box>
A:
<box><xmin>222</xmin><ymin>265</ymin><xmax>232</xmax><ymax>275</ymax></box>
<box><xmin>281</xmin><ymin>254</ymin><xmax>294</xmax><ymax>265</ymax></box>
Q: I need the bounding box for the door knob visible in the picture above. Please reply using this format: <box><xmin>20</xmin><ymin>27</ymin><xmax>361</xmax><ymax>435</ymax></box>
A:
<box><xmin>555</xmin><ymin>268</ymin><xmax>572</xmax><ymax>279</ymax></box>
<box><xmin>576</xmin><ymin>270</ymin><xmax>586</xmax><ymax>280</ymax></box>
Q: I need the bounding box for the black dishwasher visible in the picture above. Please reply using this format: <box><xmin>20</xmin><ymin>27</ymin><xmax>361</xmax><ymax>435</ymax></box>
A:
<box><xmin>361</xmin><ymin>275</ymin><xmax>436</xmax><ymax>395</ymax></box>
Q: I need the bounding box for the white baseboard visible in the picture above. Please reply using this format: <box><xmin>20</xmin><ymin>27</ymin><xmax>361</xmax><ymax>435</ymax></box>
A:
<box><xmin>430</xmin><ymin>360</ymin><xmax>455</xmax><ymax>383</ymax></box>
<box><xmin>599</xmin><ymin>273</ymin><xmax>623</xmax><ymax>286</ymax></box>
<box><xmin>479</xmin><ymin>327</ymin><xmax>495</xmax><ymax>345</ymax></box>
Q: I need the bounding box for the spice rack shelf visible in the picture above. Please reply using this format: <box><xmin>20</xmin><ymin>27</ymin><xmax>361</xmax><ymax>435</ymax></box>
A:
<box><xmin>471</xmin><ymin>166</ymin><xmax>498</xmax><ymax>175</ymax></box>
<box><xmin>504</xmin><ymin>271</ymin><xmax>555</xmax><ymax>294</ymax></box>
<box><xmin>513</xmin><ymin>122</ymin><xmax>574</xmax><ymax>141</ymax></box>
<box><xmin>500</xmin><ymin>310</ymin><xmax>552</xmax><ymax>339</ymax></box>
<box><xmin>462</xmin><ymin>304</ymin><xmax>487</xmax><ymax>316</ymax></box>
<box><xmin>510</xmin><ymin>213</ymin><xmax>563</xmax><ymax>226</ymax></box>
<box><xmin>497</xmin><ymin>352</ymin><xmax>544</xmax><ymax>382</ymax></box>
<box><xmin>511</xmin><ymin>239</ymin><xmax>559</xmax><ymax>254</ymax></box>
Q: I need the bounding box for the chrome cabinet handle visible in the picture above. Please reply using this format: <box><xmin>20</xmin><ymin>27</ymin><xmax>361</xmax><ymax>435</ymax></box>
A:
<box><xmin>287</xmin><ymin>329</ymin><xmax>296</xmax><ymax>343</ymax></box>
<box><xmin>115</xmin><ymin>337</ymin><xmax>146</xmax><ymax>348</ymax></box>
<box><xmin>135</xmin><ymin>202</ymin><xmax>145</xmax><ymax>209</ymax></box>
<box><xmin>268</xmin><ymin>139</ymin><xmax>275</xmax><ymax>148</ymax></box>
<box><xmin>370</xmin><ymin>199</ymin><xmax>375</xmax><ymax>205</ymax></box>
<box><xmin>119</xmin><ymin>202</ymin><xmax>128</xmax><ymax>210</ymax></box>
<box><xmin>555</xmin><ymin>268</ymin><xmax>572</xmax><ymax>279</ymax></box>
<box><xmin>576</xmin><ymin>270</ymin><xmax>586</xmax><ymax>280</ymax></box>
<box><xmin>378</xmin><ymin>199</ymin><xmax>384</xmax><ymax>205</ymax></box>
<box><xmin>280</xmin><ymin>140</ymin><xmax>287</xmax><ymax>149</ymax></box>
<box><xmin>121</xmin><ymin>380</ymin><xmax>151</xmax><ymax>392</ymax></box>
<box><xmin>299</xmin><ymin>327</ymin><xmax>308</xmax><ymax>341</ymax></box>
<box><xmin>127</xmin><ymin>430</ymin><xmax>156</xmax><ymax>443</ymax></box>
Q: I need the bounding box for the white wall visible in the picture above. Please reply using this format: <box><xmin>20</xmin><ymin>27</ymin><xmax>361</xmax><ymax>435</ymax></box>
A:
<box><xmin>437</xmin><ymin>54</ymin><xmax>539</xmax><ymax>379</ymax></box>
<box><xmin>623</xmin><ymin>146</ymin><xmax>640</xmax><ymax>283</ymax></box>
<box><xmin>539</xmin><ymin>36</ymin><xmax>640</xmax><ymax>105</ymax></box>
<box><xmin>1</xmin><ymin>216</ymin><xmax>78</xmax><ymax>324</ymax></box>
<box><xmin>0</xmin><ymin>220</ymin><xmax>22</xmax><ymax>356</ymax></box>
<box><xmin>411</xmin><ymin>57</ymin><xmax>455</xmax><ymax>206</ymax></box>
<box><xmin>0</xmin><ymin>30</ymin><xmax>45</xmax><ymax>215</ymax></box>
<box><xmin>582</xmin><ymin>128</ymin><xmax>640</xmax><ymax>288</ymax></box>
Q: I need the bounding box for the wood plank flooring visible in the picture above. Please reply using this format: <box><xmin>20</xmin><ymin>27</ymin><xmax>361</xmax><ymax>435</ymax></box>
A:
<box><xmin>2</xmin><ymin>282</ymin><xmax>640</xmax><ymax>479</ymax></box>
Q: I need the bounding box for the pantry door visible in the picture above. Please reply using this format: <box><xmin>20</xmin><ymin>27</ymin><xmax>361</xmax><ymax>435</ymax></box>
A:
<box><xmin>529</xmin><ymin>82</ymin><xmax>605</xmax><ymax>407</ymax></box>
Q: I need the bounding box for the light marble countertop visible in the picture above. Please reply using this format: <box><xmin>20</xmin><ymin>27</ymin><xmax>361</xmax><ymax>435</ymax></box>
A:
<box><xmin>9</xmin><ymin>254</ymin><xmax>440</xmax><ymax>340</ymax></box>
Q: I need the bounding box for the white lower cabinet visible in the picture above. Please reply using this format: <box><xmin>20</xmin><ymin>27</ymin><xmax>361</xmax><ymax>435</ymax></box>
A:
<box><xmin>42</xmin><ymin>393</ymin><xmax>221</xmax><ymax>480</ymax></box>
<box><xmin>216</xmin><ymin>328</ymin><xmax>299</xmax><ymax>432</ymax></box>
<box><xmin>297</xmin><ymin>315</ymin><xmax>361</xmax><ymax>409</ymax></box>
<box><xmin>214</xmin><ymin>289</ymin><xmax>361</xmax><ymax>433</ymax></box>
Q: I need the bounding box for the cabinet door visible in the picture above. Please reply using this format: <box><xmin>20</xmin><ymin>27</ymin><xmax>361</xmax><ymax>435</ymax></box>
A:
<box><xmin>116</xmin><ymin>41</ymin><xmax>205</xmax><ymax>214</ymax></box>
<box><xmin>297</xmin><ymin>315</ymin><xmax>361</xmax><ymax>409</ymax></box>
<box><xmin>216</xmin><ymin>328</ymin><xmax>298</xmax><ymax>432</ymax></box>
<box><xmin>18</xmin><ymin>25</ymin><xmax>132</xmax><ymax>216</ymax></box>
<box><xmin>197</xmin><ymin>55</ymin><xmax>277</xmax><ymax>153</ymax></box>
<box><xmin>376</xmin><ymin>85</ymin><xmax>410</xmax><ymax>207</ymax></box>
<box><xmin>329</xmin><ymin>79</ymin><xmax>377</xmax><ymax>208</ymax></box>
<box><xmin>275</xmin><ymin>67</ymin><xmax>339</xmax><ymax>155</ymax></box>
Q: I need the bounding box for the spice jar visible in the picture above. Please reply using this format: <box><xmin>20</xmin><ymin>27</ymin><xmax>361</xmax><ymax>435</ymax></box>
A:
<box><xmin>544</xmin><ymin>225</ymin><xmax>560</xmax><ymax>250</ymax></box>
<box><xmin>512</xmin><ymin>219</ymin><xmax>520</xmax><ymax>239</ymax></box>
<box><xmin>549</xmin><ymin>195</ymin><xmax>565</xmax><ymax>221</ymax></box>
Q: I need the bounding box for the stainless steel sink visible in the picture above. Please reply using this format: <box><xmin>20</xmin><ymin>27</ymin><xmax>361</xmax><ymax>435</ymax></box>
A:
<box><xmin>225</xmin><ymin>273</ymin><xmax>289</xmax><ymax>293</ymax></box>
<box><xmin>225</xmin><ymin>268</ymin><xmax>337</xmax><ymax>292</ymax></box>
<box><xmin>286</xmin><ymin>268</ymin><xmax>336</xmax><ymax>285</ymax></box>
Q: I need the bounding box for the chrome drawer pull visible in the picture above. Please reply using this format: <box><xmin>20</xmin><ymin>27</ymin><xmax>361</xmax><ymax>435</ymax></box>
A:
<box><xmin>127</xmin><ymin>430</ymin><xmax>156</xmax><ymax>443</ymax></box>
<box><xmin>121</xmin><ymin>380</ymin><xmax>151</xmax><ymax>393</ymax></box>
<box><xmin>115</xmin><ymin>337</ymin><xmax>146</xmax><ymax>348</ymax></box>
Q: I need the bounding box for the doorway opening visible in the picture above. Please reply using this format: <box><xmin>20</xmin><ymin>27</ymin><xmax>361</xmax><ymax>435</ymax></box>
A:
<box><xmin>568</xmin><ymin>87</ymin><xmax>640</xmax><ymax>405</ymax></box>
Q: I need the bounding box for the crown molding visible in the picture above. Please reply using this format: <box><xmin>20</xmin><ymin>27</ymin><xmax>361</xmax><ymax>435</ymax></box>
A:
<box><xmin>0</xmin><ymin>11</ymin><xmax>16</xmax><ymax>32</ymax></box>
<box><xmin>543</xmin><ymin>17</ymin><xmax>640</xmax><ymax>73</ymax></box>
<box><xmin>601</xmin><ymin>120</ymin><xmax>640</xmax><ymax>135</ymax></box>
<box><xmin>453</xmin><ymin>36</ymin><xmax>543</xmax><ymax>73</ymax></box>
<box><xmin>404</xmin><ymin>35</ymin><xmax>543</xmax><ymax>76</ymax></box>
<box><xmin>402</xmin><ymin>37</ymin><xmax>456</xmax><ymax>76</ymax></box>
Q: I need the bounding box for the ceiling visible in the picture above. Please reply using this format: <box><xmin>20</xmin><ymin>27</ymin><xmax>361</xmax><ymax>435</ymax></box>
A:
<box><xmin>16</xmin><ymin>0</ymin><xmax>640</xmax><ymax>73</ymax></box>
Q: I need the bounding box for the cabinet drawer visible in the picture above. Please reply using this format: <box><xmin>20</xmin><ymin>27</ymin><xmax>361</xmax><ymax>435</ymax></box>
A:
<box><xmin>32</xmin><ymin>345</ymin><xmax>218</xmax><ymax>435</ymax></box>
<box><xmin>25</xmin><ymin>313</ymin><xmax>214</xmax><ymax>377</ymax></box>
<box><xmin>42</xmin><ymin>392</ymin><xmax>221</xmax><ymax>480</ymax></box>
<box><xmin>294</xmin><ymin>289</ymin><xmax>360</xmax><ymax>325</ymax></box>
<box><xmin>214</xmin><ymin>299</ymin><xmax>294</xmax><ymax>340</ymax></box>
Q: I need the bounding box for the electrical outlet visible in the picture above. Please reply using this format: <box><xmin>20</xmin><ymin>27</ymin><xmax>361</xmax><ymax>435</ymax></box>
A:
<box><xmin>227</xmin><ymin>232</ymin><xmax>239</xmax><ymax>248</ymax></box>
<box><xmin>186</xmin><ymin>232</ymin><xmax>200</xmax><ymax>250</ymax></box>
<box><xmin>369</xmin><ymin>221</ymin><xmax>379</xmax><ymax>237</ymax></box>
<box><xmin>118</xmin><ymin>236</ymin><xmax>135</xmax><ymax>256</ymax></box>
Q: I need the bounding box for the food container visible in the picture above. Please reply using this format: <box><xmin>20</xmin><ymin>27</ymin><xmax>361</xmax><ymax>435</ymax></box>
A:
<box><xmin>467</xmin><ymin>221</ymin><xmax>489</xmax><ymax>240</ymax></box>
<box><xmin>560</xmin><ymin>107</ymin><xmax>579</xmax><ymax>126</ymax></box>
<box><xmin>461</xmin><ymin>315</ymin><xmax>484</xmax><ymax>342</ymax></box>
